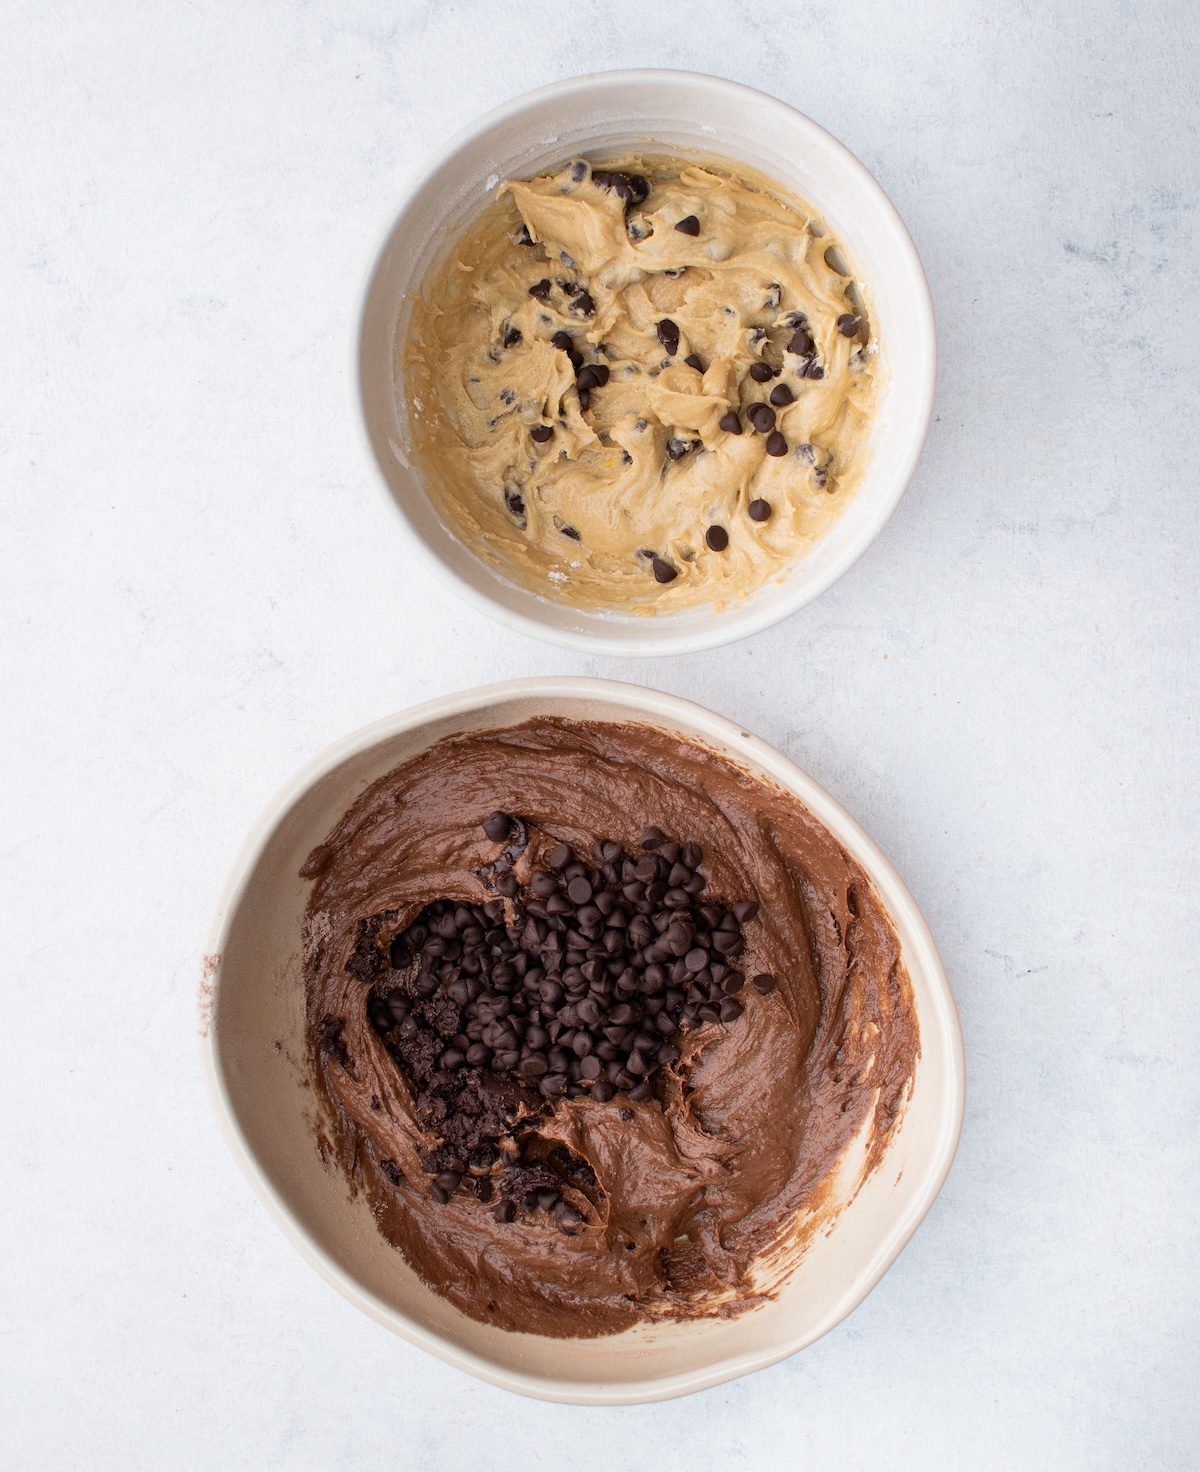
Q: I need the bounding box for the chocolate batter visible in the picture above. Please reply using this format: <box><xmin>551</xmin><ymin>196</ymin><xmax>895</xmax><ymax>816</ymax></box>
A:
<box><xmin>404</xmin><ymin>155</ymin><xmax>878</xmax><ymax>612</ymax></box>
<box><xmin>302</xmin><ymin>720</ymin><xmax>918</xmax><ymax>1337</ymax></box>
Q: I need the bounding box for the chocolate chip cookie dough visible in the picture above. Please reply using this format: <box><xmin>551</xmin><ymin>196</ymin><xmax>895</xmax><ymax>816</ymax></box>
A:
<box><xmin>404</xmin><ymin>155</ymin><xmax>877</xmax><ymax>611</ymax></box>
<box><xmin>302</xmin><ymin>719</ymin><xmax>919</xmax><ymax>1337</ymax></box>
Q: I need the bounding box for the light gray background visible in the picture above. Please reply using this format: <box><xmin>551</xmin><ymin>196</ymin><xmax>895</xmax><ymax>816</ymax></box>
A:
<box><xmin>3</xmin><ymin>1</ymin><xmax>1197</xmax><ymax>1467</ymax></box>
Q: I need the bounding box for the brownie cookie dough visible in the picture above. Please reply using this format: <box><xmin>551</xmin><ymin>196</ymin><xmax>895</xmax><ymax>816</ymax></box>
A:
<box><xmin>404</xmin><ymin>155</ymin><xmax>878</xmax><ymax>612</ymax></box>
<box><xmin>302</xmin><ymin>719</ymin><xmax>919</xmax><ymax>1338</ymax></box>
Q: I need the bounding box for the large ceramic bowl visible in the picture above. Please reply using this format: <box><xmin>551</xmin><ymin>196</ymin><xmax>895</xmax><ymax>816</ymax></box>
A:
<box><xmin>354</xmin><ymin>71</ymin><xmax>936</xmax><ymax>656</ymax></box>
<box><xmin>200</xmin><ymin>677</ymin><xmax>963</xmax><ymax>1403</ymax></box>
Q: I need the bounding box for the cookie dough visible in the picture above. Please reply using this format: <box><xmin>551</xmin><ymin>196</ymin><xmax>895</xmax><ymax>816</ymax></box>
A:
<box><xmin>302</xmin><ymin>719</ymin><xmax>919</xmax><ymax>1337</ymax></box>
<box><xmin>404</xmin><ymin>155</ymin><xmax>878</xmax><ymax>612</ymax></box>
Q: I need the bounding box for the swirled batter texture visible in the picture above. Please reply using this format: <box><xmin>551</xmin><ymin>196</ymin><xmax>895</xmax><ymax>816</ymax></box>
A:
<box><xmin>302</xmin><ymin>719</ymin><xmax>919</xmax><ymax>1338</ymax></box>
<box><xmin>404</xmin><ymin>155</ymin><xmax>878</xmax><ymax>612</ymax></box>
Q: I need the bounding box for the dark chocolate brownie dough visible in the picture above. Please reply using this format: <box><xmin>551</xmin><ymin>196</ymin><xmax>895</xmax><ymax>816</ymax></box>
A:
<box><xmin>302</xmin><ymin>719</ymin><xmax>919</xmax><ymax>1338</ymax></box>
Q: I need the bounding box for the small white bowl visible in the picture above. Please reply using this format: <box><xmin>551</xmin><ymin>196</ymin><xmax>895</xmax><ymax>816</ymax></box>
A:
<box><xmin>354</xmin><ymin>71</ymin><xmax>935</xmax><ymax>656</ymax></box>
<box><xmin>200</xmin><ymin>677</ymin><xmax>963</xmax><ymax>1403</ymax></box>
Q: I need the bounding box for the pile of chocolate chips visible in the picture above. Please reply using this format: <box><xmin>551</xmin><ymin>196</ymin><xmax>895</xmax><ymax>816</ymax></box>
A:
<box><xmin>341</xmin><ymin>819</ymin><xmax>776</xmax><ymax>1227</ymax></box>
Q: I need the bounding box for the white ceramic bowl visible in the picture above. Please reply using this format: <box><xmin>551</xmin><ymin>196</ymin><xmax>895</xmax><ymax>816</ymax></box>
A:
<box><xmin>200</xmin><ymin>677</ymin><xmax>963</xmax><ymax>1403</ymax></box>
<box><xmin>355</xmin><ymin>71</ymin><xmax>935</xmax><ymax>655</ymax></box>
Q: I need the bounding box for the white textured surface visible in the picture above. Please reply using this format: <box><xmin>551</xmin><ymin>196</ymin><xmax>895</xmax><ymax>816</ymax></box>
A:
<box><xmin>2</xmin><ymin>2</ymin><xmax>1197</xmax><ymax>1467</ymax></box>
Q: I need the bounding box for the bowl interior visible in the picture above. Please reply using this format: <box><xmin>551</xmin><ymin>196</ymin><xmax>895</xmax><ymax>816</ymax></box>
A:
<box><xmin>205</xmin><ymin>680</ymin><xmax>962</xmax><ymax>1402</ymax></box>
<box><xmin>356</xmin><ymin>72</ymin><xmax>934</xmax><ymax>655</ymax></box>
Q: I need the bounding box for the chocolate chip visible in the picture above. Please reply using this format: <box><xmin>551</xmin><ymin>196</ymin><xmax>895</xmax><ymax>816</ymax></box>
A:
<box><xmin>733</xmin><ymin>899</ymin><xmax>759</xmax><ymax>923</ymax></box>
<box><xmin>502</xmin><ymin>326</ymin><xmax>522</xmax><ymax>348</ymax></box>
<box><xmin>530</xmin><ymin>424</ymin><xmax>553</xmax><ymax>443</ymax></box>
<box><xmin>548</xmin><ymin>843</ymin><xmax>572</xmax><ymax>869</ymax></box>
<box><xmin>765</xmin><ymin>431</ymin><xmax>787</xmax><ymax>456</ymax></box>
<box><xmin>749</xmin><ymin>361</ymin><xmax>775</xmax><ymax>383</ymax></box>
<box><xmin>577</xmin><ymin>388</ymin><xmax>590</xmax><ymax>412</ymax></box>
<box><xmin>652</xmin><ymin>557</ymin><xmax>678</xmax><ymax>584</ymax></box>
<box><xmin>684</xmin><ymin>353</ymin><xmax>703</xmax><ymax>371</ymax></box>
<box><xmin>483</xmin><ymin>811</ymin><xmax>512</xmax><ymax>842</ymax></box>
<box><xmin>494</xmin><ymin>1199</ymin><xmax>516</xmax><ymax>1223</ymax></box>
<box><xmin>769</xmin><ymin>384</ymin><xmax>794</xmax><ymax>408</ymax></box>
<box><xmin>674</xmin><ymin>215</ymin><xmax>700</xmax><ymax>235</ymax></box>
<box><xmin>592</xmin><ymin>169</ymin><xmax>641</xmax><ymax>203</ymax></box>
<box><xmin>666</xmin><ymin>438</ymin><xmax>691</xmax><ymax>461</ymax></box>
<box><xmin>528</xmin><ymin>279</ymin><xmax>552</xmax><ymax>299</ymax></box>
<box><xmin>752</xmin><ymin>973</ymin><xmax>777</xmax><ymax>994</ymax></box>
<box><xmin>787</xmin><ymin>326</ymin><xmax>815</xmax><ymax>356</ymax></box>
<box><xmin>551</xmin><ymin>330</ymin><xmax>574</xmax><ymax>351</ymax></box>
<box><xmin>591</xmin><ymin>1079</ymin><xmax>615</xmax><ymax>1102</ymax></box>
<box><xmin>570</xmin><ymin>292</ymin><xmax>595</xmax><ymax>317</ymax></box>
<box><xmin>556</xmin><ymin>1203</ymin><xmax>583</xmax><ymax>1233</ymax></box>
<box><xmin>746</xmin><ymin>403</ymin><xmax>776</xmax><ymax>433</ymax></box>
<box><xmin>567</xmin><ymin>876</ymin><xmax>593</xmax><ymax>905</ymax></box>
<box><xmin>805</xmin><ymin>362</ymin><xmax>825</xmax><ymax>380</ymax></box>
<box><xmin>748</xmin><ymin>499</ymin><xmax>772</xmax><ymax>522</ymax></box>
<box><xmin>576</xmin><ymin>363</ymin><xmax>610</xmax><ymax>392</ymax></box>
<box><xmin>516</xmin><ymin>225</ymin><xmax>534</xmax><ymax>247</ymax></box>
<box><xmin>591</xmin><ymin>170</ymin><xmax>627</xmax><ymax>196</ymax></box>
<box><xmin>570</xmin><ymin>160</ymin><xmax>587</xmax><ymax>182</ymax></box>
<box><xmin>657</xmin><ymin>319</ymin><xmax>680</xmax><ymax>355</ymax></box>
<box><xmin>837</xmin><ymin>313</ymin><xmax>861</xmax><ymax>336</ymax></box>
<box><xmin>705</xmin><ymin>525</ymin><xmax>729</xmax><ymax>552</ymax></box>
<box><xmin>719</xmin><ymin>411</ymin><xmax>743</xmax><ymax>435</ymax></box>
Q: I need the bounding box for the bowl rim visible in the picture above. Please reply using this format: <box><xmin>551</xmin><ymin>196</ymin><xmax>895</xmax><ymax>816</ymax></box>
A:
<box><xmin>199</xmin><ymin>675</ymin><xmax>965</xmax><ymax>1403</ymax></box>
<box><xmin>350</xmin><ymin>69</ymin><xmax>937</xmax><ymax>657</ymax></box>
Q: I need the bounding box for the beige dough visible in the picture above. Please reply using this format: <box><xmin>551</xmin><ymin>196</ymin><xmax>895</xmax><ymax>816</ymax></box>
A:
<box><xmin>404</xmin><ymin>155</ymin><xmax>879</xmax><ymax>612</ymax></box>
